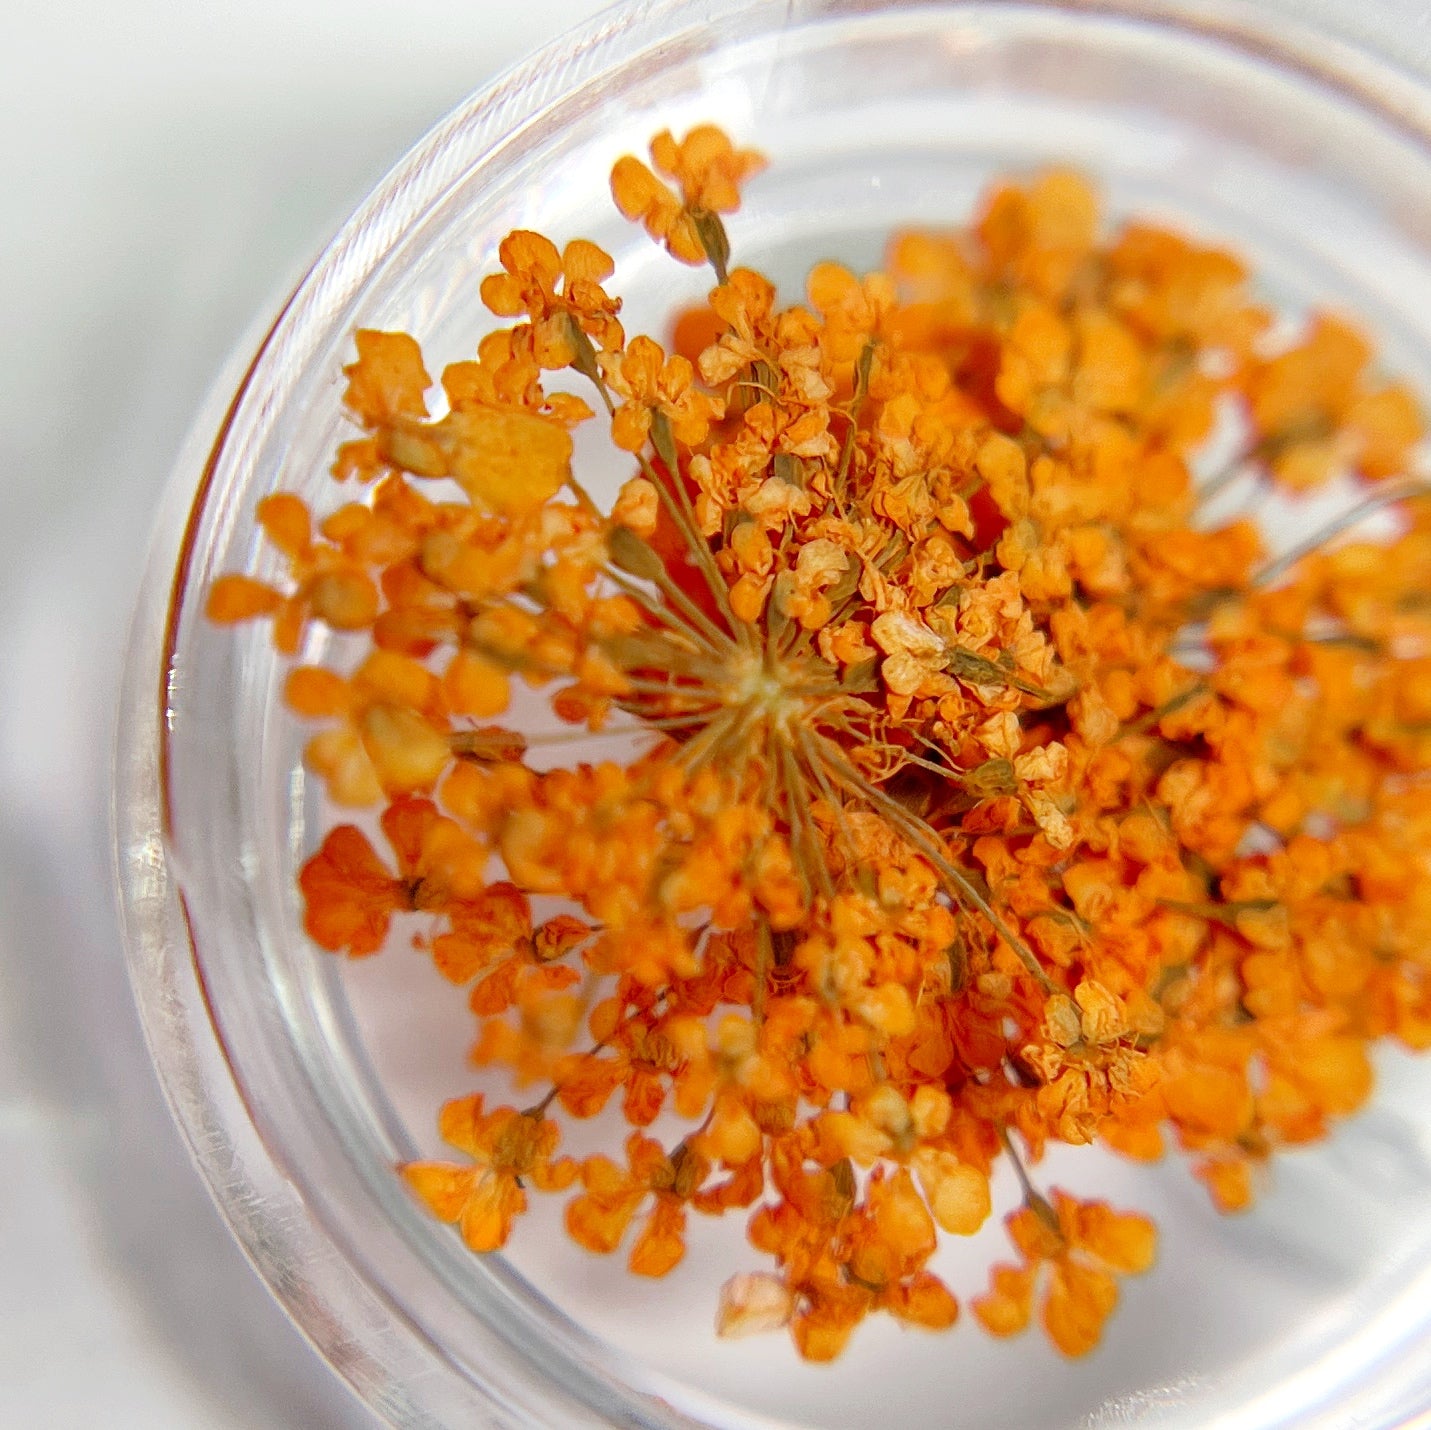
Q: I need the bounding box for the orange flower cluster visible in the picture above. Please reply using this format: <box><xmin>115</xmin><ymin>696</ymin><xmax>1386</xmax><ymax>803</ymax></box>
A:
<box><xmin>209</xmin><ymin>127</ymin><xmax>1431</xmax><ymax>1362</ymax></box>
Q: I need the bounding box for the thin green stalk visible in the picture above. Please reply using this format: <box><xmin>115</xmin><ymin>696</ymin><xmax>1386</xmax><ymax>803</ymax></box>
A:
<box><xmin>813</xmin><ymin>734</ymin><xmax>1056</xmax><ymax>994</ymax></box>
<box><xmin>1250</xmin><ymin>477</ymin><xmax>1431</xmax><ymax>590</ymax></box>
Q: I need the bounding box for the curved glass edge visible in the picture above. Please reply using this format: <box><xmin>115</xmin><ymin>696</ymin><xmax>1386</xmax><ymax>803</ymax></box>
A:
<box><xmin>112</xmin><ymin>5</ymin><xmax>797</xmax><ymax>1422</ymax></box>
<box><xmin>110</xmin><ymin>315</ymin><xmax>603</xmax><ymax>1429</ymax></box>
<box><xmin>1235</xmin><ymin>0</ymin><xmax>1431</xmax><ymax>89</ymax></box>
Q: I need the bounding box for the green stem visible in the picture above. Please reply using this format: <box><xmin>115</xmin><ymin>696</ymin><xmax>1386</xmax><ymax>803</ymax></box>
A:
<box><xmin>813</xmin><ymin>735</ymin><xmax>1057</xmax><ymax>995</ymax></box>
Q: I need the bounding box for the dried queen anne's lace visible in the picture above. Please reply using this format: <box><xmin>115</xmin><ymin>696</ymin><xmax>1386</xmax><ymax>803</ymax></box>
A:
<box><xmin>209</xmin><ymin>125</ymin><xmax>1431</xmax><ymax>1362</ymax></box>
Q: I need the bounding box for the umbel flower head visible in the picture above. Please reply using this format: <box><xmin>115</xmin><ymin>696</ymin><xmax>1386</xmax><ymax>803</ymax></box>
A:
<box><xmin>209</xmin><ymin>125</ymin><xmax>1431</xmax><ymax>1362</ymax></box>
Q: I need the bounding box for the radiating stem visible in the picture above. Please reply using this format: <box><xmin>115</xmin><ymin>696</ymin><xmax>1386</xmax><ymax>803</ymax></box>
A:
<box><xmin>796</xmin><ymin>725</ymin><xmax>861</xmax><ymax>877</ymax></box>
<box><xmin>675</xmin><ymin>706</ymin><xmax>740</xmax><ymax>775</ymax></box>
<box><xmin>812</xmin><ymin>734</ymin><xmax>1057</xmax><ymax>994</ymax></box>
<box><xmin>602</xmin><ymin>564</ymin><xmax>724</xmax><ymax>648</ymax></box>
<box><xmin>518</xmin><ymin>715</ymin><xmax>715</xmax><ymax>747</ymax></box>
<box><xmin>780</xmin><ymin>737</ymin><xmax>833</xmax><ymax>902</ymax></box>
<box><xmin>1250</xmin><ymin>477</ymin><xmax>1430</xmax><ymax>590</ymax></box>
<box><xmin>997</xmin><ymin>1124</ymin><xmax>1059</xmax><ymax>1230</ymax></box>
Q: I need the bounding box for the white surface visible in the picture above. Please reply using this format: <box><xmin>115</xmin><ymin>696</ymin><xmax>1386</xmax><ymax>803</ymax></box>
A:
<box><xmin>0</xmin><ymin>3</ymin><xmax>606</xmax><ymax>1425</ymax></box>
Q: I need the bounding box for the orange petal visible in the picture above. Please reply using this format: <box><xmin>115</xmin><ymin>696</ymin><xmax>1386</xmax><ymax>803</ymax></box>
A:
<box><xmin>1042</xmin><ymin>1260</ymin><xmax>1118</xmax><ymax>1358</ymax></box>
<box><xmin>479</xmin><ymin>272</ymin><xmax>526</xmax><ymax>318</ymax></box>
<box><xmin>400</xmin><ymin>1161</ymin><xmax>474</xmax><ymax>1222</ymax></box>
<box><xmin>562</xmin><ymin>238</ymin><xmax>615</xmax><ymax>285</ymax></box>
<box><xmin>610</xmin><ymin>156</ymin><xmax>677</xmax><ymax>226</ymax></box>
<box><xmin>436</xmin><ymin>1093</ymin><xmax>490</xmax><ymax>1157</ymax></box>
<box><xmin>555</xmin><ymin>1054</ymin><xmax>624</xmax><ymax>1119</ymax></box>
<box><xmin>565</xmin><ymin>1185</ymin><xmax>643</xmax><ymax>1254</ymax></box>
<box><xmin>284</xmin><ymin>665</ymin><xmax>350</xmax><ymax>718</ymax></box>
<box><xmin>611</xmin><ymin>402</ymin><xmax>652</xmax><ymax>452</ymax></box>
<box><xmin>971</xmin><ymin>1263</ymin><xmax>1036</xmax><ymax>1338</ymax></box>
<box><xmin>1293</xmin><ymin>1035</ymin><xmax>1374</xmax><ymax>1117</ymax></box>
<box><xmin>298</xmin><ymin>824</ymin><xmax>403</xmax><ymax>956</ymax></box>
<box><xmin>628</xmin><ymin>1199</ymin><xmax>686</xmax><ymax>1278</ymax></box>
<box><xmin>256</xmin><ymin>492</ymin><xmax>312</xmax><ymax>557</ymax></box>
<box><xmin>913</xmin><ymin>1148</ymin><xmax>991</xmax><ymax>1236</ymax></box>
<box><xmin>475</xmin><ymin>957</ymin><xmax>533</xmax><ymax>1014</ymax></box>
<box><xmin>439</xmin><ymin>408</ymin><xmax>572</xmax><ymax>516</ymax></box>
<box><xmin>791</xmin><ymin>1303</ymin><xmax>864</xmax><ymax>1363</ymax></box>
<box><xmin>621</xmin><ymin>1069</ymin><xmax>668</xmax><ymax>1128</ymax></box>
<box><xmin>459</xmin><ymin>1170</ymin><xmax>526</xmax><ymax>1252</ymax></box>
<box><xmin>305</xmin><ymin>727</ymin><xmax>383</xmax><ymax>807</ymax></box>
<box><xmin>865</xmin><ymin>1166</ymin><xmax>937</xmax><ymax>1264</ymax></box>
<box><xmin>1163</xmin><ymin>1064</ymin><xmax>1254</xmax><ymax>1139</ymax></box>
<box><xmin>378</xmin><ymin>795</ymin><xmax>441</xmax><ymax>875</ymax></box>
<box><xmin>1075</xmin><ymin>1203</ymin><xmax>1157</xmax><ymax>1275</ymax></box>
<box><xmin>884</xmin><ymin>1271</ymin><xmax>959</xmax><ymax>1331</ymax></box>
<box><xmin>499</xmin><ymin>229</ymin><xmax>563</xmax><ymax>284</ymax></box>
<box><xmin>205</xmin><ymin>574</ymin><xmax>283</xmax><ymax>624</ymax></box>
<box><xmin>716</xmin><ymin>1272</ymin><xmax>795</xmax><ymax>1338</ymax></box>
<box><xmin>307</xmin><ymin>569</ymin><xmax>380</xmax><ymax>630</ymax></box>
<box><xmin>343</xmin><ymin>329</ymin><xmax>432</xmax><ymax>425</ymax></box>
<box><xmin>359</xmin><ymin>704</ymin><xmax>451</xmax><ymax>793</ymax></box>
<box><xmin>442</xmin><ymin>649</ymin><xmax>511</xmax><ymax>717</ymax></box>
<box><xmin>1007</xmin><ymin>1204</ymin><xmax>1064</xmax><ymax>1262</ymax></box>
<box><xmin>532</xmin><ymin>1153</ymin><xmax>578</xmax><ymax>1193</ymax></box>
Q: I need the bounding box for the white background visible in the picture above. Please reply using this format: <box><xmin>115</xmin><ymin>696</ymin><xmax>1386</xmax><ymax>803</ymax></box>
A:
<box><xmin>0</xmin><ymin>3</ymin><xmax>605</xmax><ymax>1425</ymax></box>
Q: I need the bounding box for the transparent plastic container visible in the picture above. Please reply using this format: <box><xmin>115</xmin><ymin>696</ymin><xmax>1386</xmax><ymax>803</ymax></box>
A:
<box><xmin>115</xmin><ymin>2</ymin><xmax>1431</xmax><ymax>1426</ymax></box>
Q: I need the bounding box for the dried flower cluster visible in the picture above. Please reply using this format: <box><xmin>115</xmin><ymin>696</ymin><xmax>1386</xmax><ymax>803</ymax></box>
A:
<box><xmin>209</xmin><ymin>125</ymin><xmax>1431</xmax><ymax>1361</ymax></box>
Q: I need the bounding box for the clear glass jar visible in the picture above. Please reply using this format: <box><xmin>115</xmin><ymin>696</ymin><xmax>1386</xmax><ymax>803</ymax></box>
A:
<box><xmin>115</xmin><ymin>2</ymin><xmax>1431</xmax><ymax>1426</ymax></box>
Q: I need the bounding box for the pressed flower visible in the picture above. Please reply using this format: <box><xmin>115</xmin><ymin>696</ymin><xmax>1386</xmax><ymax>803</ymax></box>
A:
<box><xmin>205</xmin><ymin>491</ymin><xmax>381</xmax><ymax>653</ymax></box>
<box><xmin>612</xmin><ymin>125</ymin><xmax>765</xmax><ymax>274</ymax></box>
<box><xmin>210</xmin><ymin>121</ymin><xmax>1431</xmax><ymax>1365</ymax></box>
<box><xmin>973</xmin><ymin>1189</ymin><xmax>1156</xmax><ymax>1356</ymax></box>
<box><xmin>480</xmin><ymin>230</ymin><xmax>624</xmax><ymax>367</ymax></box>
<box><xmin>1241</xmin><ymin>313</ymin><xmax>1424</xmax><ymax>489</ymax></box>
<box><xmin>601</xmin><ymin>335</ymin><xmax>725</xmax><ymax>452</ymax></box>
<box><xmin>401</xmin><ymin>1094</ymin><xmax>577</xmax><ymax>1253</ymax></box>
<box><xmin>565</xmin><ymin>1132</ymin><xmax>711</xmax><ymax>1276</ymax></box>
<box><xmin>342</xmin><ymin>328</ymin><xmax>432</xmax><ymax>424</ymax></box>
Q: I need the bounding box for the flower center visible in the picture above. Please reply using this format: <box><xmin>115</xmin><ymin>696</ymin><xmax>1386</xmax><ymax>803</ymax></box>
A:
<box><xmin>715</xmin><ymin>642</ymin><xmax>842</xmax><ymax>754</ymax></box>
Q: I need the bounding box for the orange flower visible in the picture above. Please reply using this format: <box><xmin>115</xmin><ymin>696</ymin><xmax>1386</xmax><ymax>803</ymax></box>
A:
<box><xmin>210</xmin><ymin>124</ymin><xmax>1431</xmax><ymax>1364</ymax></box>
<box><xmin>286</xmin><ymin>650</ymin><xmax>455</xmax><ymax>805</ymax></box>
<box><xmin>428</xmin><ymin>881</ymin><xmax>530</xmax><ymax>982</ymax></box>
<box><xmin>715</xmin><ymin>1271</ymin><xmax>798</xmax><ymax>1339</ymax></box>
<box><xmin>402</xmin><ymin>1094</ymin><xmax>577</xmax><ymax>1252</ymax></box>
<box><xmin>298</xmin><ymin>796</ymin><xmax>482</xmax><ymax>954</ymax></box>
<box><xmin>298</xmin><ymin>826</ymin><xmax>406</xmax><ymax>957</ymax></box>
<box><xmin>600</xmin><ymin>335</ymin><xmax>725</xmax><ymax>452</ymax></box>
<box><xmin>554</xmin><ymin>1008</ymin><xmax>696</xmax><ymax>1126</ymax></box>
<box><xmin>342</xmin><ymin>328</ymin><xmax>432</xmax><ymax>425</ymax></box>
<box><xmin>205</xmin><ymin>492</ymin><xmax>380</xmax><ymax>653</ymax></box>
<box><xmin>1020</xmin><ymin>980</ymin><xmax>1155</xmax><ymax>1144</ymax></box>
<box><xmin>973</xmin><ymin>1190</ymin><xmax>1156</xmax><ymax>1356</ymax></box>
<box><xmin>565</xmin><ymin>1132</ymin><xmax>710</xmax><ymax>1276</ymax></box>
<box><xmin>807</xmin><ymin>261</ymin><xmax>897</xmax><ymax>366</ymax></box>
<box><xmin>649</xmin><ymin>125</ymin><xmax>767</xmax><ymax>214</ymax></box>
<box><xmin>611</xmin><ymin>125</ymin><xmax>765</xmax><ymax>268</ymax></box>
<box><xmin>978</xmin><ymin>169</ymin><xmax>1099</xmax><ymax>303</ymax></box>
<box><xmin>480</xmin><ymin>230</ymin><xmax>624</xmax><ymax>366</ymax></box>
<box><xmin>1242</xmin><ymin>313</ymin><xmax>1424</xmax><ymax>488</ymax></box>
<box><xmin>746</xmin><ymin>1157</ymin><xmax>959</xmax><ymax>1362</ymax></box>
